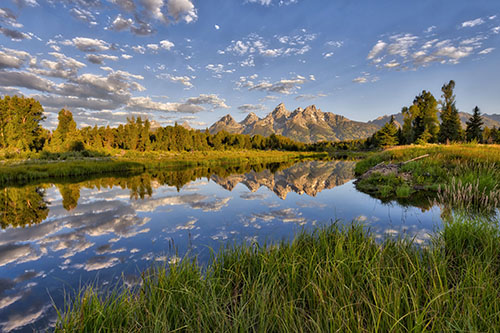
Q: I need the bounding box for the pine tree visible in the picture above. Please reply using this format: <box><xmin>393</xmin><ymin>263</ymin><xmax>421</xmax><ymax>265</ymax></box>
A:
<box><xmin>375</xmin><ymin>116</ymin><xmax>399</xmax><ymax>147</ymax></box>
<box><xmin>465</xmin><ymin>106</ymin><xmax>484</xmax><ymax>142</ymax></box>
<box><xmin>438</xmin><ymin>80</ymin><xmax>463</xmax><ymax>143</ymax></box>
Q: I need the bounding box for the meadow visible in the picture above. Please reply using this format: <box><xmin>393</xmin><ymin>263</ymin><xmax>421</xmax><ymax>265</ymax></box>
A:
<box><xmin>57</xmin><ymin>215</ymin><xmax>500</xmax><ymax>332</ymax></box>
<box><xmin>354</xmin><ymin>144</ymin><xmax>500</xmax><ymax>212</ymax></box>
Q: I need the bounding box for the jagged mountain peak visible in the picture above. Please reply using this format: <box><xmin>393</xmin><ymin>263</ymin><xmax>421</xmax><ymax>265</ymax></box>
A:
<box><xmin>241</xmin><ymin>112</ymin><xmax>259</xmax><ymax>125</ymax></box>
<box><xmin>209</xmin><ymin>103</ymin><xmax>380</xmax><ymax>142</ymax></box>
<box><xmin>220</xmin><ymin>114</ymin><xmax>236</xmax><ymax>123</ymax></box>
<box><xmin>271</xmin><ymin>103</ymin><xmax>290</xmax><ymax>118</ymax></box>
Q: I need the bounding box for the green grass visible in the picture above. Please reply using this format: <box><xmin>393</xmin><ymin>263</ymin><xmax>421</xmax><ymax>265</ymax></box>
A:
<box><xmin>56</xmin><ymin>217</ymin><xmax>500</xmax><ymax>332</ymax></box>
<box><xmin>355</xmin><ymin>144</ymin><xmax>500</xmax><ymax>211</ymax></box>
<box><xmin>0</xmin><ymin>150</ymin><xmax>326</xmax><ymax>186</ymax></box>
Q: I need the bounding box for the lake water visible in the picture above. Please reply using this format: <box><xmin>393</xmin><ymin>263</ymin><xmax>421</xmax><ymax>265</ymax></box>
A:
<box><xmin>0</xmin><ymin>160</ymin><xmax>443</xmax><ymax>332</ymax></box>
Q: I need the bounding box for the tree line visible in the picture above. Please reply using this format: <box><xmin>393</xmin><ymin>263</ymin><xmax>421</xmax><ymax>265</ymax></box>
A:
<box><xmin>0</xmin><ymin>95</ymin><xmax>310</xmax><ymax>154</ymax></box>
<box><xmin>367</xmin><ymin>80</ymin><xmax>500</xmax><ymax>148</ymax></box>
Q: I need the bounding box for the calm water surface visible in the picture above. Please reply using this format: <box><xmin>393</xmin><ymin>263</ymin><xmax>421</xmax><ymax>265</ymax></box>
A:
<box><xmin>0</xmin><ymin>160</ymin><xmax>442</xmax><ymax>332</ymax></box>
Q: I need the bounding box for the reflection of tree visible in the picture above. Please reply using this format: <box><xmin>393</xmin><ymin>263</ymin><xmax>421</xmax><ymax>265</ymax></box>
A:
<box><xmin>0</xmin><ymin>186</ymin><xmax>48</xmax><ymax>229</ymax></box>
<box><xmin>57</xmin><ymin>184</ymin><xmax>81</xmax><ymax>211</ymax></box>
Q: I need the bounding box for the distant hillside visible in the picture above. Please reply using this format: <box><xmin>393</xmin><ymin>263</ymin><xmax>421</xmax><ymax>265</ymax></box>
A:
<box><xmin>209</xmin><ymin>103</ymin><xmax>379</xmax><ymax>143</ymax></box>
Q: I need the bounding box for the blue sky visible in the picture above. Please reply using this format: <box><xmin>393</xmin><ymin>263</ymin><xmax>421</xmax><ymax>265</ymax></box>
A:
<box><xmin>0</xmin><ymin>0</ymin><xmax>499</xmax><ymax>129</ymax></box>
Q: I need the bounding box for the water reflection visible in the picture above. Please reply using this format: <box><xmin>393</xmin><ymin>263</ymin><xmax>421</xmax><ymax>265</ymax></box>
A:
<box><xmin>0</xmin><ymin>160</ymin><xmax>441</xmax><ymax>332</ymax></box>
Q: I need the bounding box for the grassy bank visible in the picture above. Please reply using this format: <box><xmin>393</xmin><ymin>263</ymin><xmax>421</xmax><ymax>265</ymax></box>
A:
<box><xmin>0</xmin><ymin>150</ymin><xmax>326</xmax><ymax>186</ymax></box>
<box><xmin>355</xmin><ymin>144</ymin><xmax>500</xmax><ymax>211</ymax></box>
<box><xmin>57</xmin><ymin>217</ymin><xmax>500</xmax><ymax>331</ymax></box>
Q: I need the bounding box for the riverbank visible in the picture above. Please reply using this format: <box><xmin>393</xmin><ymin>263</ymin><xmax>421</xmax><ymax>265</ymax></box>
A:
<box><xmin>57</xmin><ymin>216</ymin><xmax>500</xmax><ymax>331</ymax></box>
<box><xmin>0</xmin><ymin>150</ymin><xmax>326</xmax><ymax>186</ymax></box>
<box><xmin>354</xmin><ymin>144</ymin><xmax>500</xmax><ymax>211</ymax></box>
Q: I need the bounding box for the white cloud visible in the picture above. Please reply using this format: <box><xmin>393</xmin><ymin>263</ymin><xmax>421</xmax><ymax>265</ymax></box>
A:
<box><xmin>383</xmin><ymin>60</ymin><xmax>400</xmax><ymax>68</ymax></box>
<box><xmin>205</xmin><ymin>64</ymin><xmax>235</xmax><ymax>78</ymax></box>
<box><xmin>70</xmin><ymin>37</ymin><xmax>111</xmax><ymax>52</ymax></box>
<box><xmin>0</xmin><ymin>47</ymin><xmax>32</xmax><ymax>69</ymax></box>
<box><xmin>127</xmin><ymin>94</ymin><xmax>228</xmax><ymax>113</ymax></box>
<box><xmin>325</xmin><ymin>40</ymin><xmax>343</xmax><ymax>48</ymax></box>
<box><xmin>238</xmin><ymin>104</ymin><xmax>265</xmax><ymax>112</ymax></box>
<box><xmin>111</xmin><ymin>14</ymin><xmax>133</xmax><ymax>31</ymax></box>
<box><xmin>132</xmin><ymin>45</ymin><xmax>146</xmax><ymax>54</ymax></box>
<box><xmin>461</xmin><ymin>18</ymin><xmax>485</xmax><ymax>28</ymax></box>
<box><xmin>86</xmin><ymin>54</ymin><xmax>119</xmax><ymax>64</ymax></box>
<box><xmin>225</xmin><ymin>32</ymin><xmax>314</xmax><ymax>58</ymax></box>
<box><xmin>367</xmin><ymin>40</ymin><xmax>387</xmax><ymax>60</ymax></box>
<box><xmin>237</xmin><ymin>74</ymin><xmax>310</xmax><ymax>95</ymax></box>
<box><xmin>479</xmin><ymin>48</ymin><xmax>494</xmax><ymax>55</ymax></box>
<box><xmin>157</xmin><ymin>73</ymin><xmax>194</xmax><ymax>89</ymax></box>
<box><xmin>294</xmin><ymin>93</ymin><xmax>326</xmax><ymax>101</ymax></box>
<box><xmin>493</xmin><ymin>26</ymin><xmax>500</xmax><ymax>34</ymax></box>
<box><xmin>323</xmin><ymin>52</ymin><xmax>334</xmax><ymax>58</ymax></box>
<box><xmin>352</xmin><ymin>77</ymin><xmax>367</xmax><ymax>83</ymax></box>
<box><xmin>425</xmin><ymin>25</ymin><xmax>436</xmax><ymax>33</ymax></box>
<box><xmin>160</xmin><ymin>39</ymin><xmax>175</xmax><ymax>50</ymax></box>
<box><xmin>147</xmin><ymin>43</ymin><xmax>159</xmax><ymax>51</ymax></box>
<box><xmin>167</xmin><ymin>0</ymin><xmax>198</xmax><ymax>23</ymax></box>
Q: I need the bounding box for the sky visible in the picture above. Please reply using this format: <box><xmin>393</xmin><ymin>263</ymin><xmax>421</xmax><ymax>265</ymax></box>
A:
<box><xmin>0</xmin><ymin>0</ymin><xmax>499</xmax><ymax>129</ymax></box>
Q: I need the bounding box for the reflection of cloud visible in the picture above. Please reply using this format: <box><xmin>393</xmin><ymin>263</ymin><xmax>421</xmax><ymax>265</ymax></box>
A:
<box><xmin>0</xmin><ymin>244</ymin><xmax>42</xmax><ymax>267</ymax></box>
<box><xmin>0</xmin><ymin>304</ymin><xmax>50</xmax><ymax>332</ymax></box>
<box><xmin>240</xmin><ymin>192</ymin><xmax>268</xmax><ymax>200</ymax></box>
<box><xmin>176</xmin><ymin>218</ymin><xmax>198</xmax><ymax>230</ymax></box>
<box><xmin>132</xmin><ymin>193</ymin><xmax>230</xmax><ymax>212</ymax></box>
<box><xmin>0</xmin><ymin>199</ymin><xmax>151</xmax><ymax>267</ymax></box>
<box><xmin>82</xmin><ymin>256</ymin><xmax>120</xmax><ymax>271</ymax></box>
<box><xmin>252</xmin><ymin>208</ymin><xmax>306</xmax><ymax>224</ymax></box>
<box><xmin>295</xmin><ymin>200</ymin><xmax>326</xmax><ymax>208</ymax></box>
<box><xmin>0</xmin><ymin>293</ymin><xmax>23</xmax><ymax>310</ymax></box>
<box><xmin>96</xmin><ymin>244</ymin><xmax>127</xmax><ymax>255</ymax></box>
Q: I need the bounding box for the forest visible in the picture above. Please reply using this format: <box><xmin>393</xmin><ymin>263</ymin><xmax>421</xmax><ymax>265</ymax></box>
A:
<box><xmin>0</xmin><ymin>95</ymin><xmax>310</xmax><ymax>156</ymax></box>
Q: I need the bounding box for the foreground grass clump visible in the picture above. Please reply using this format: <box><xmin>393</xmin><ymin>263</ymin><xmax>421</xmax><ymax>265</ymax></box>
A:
<box><xmin>355</xmin><ymin>144</ymin><xmax>500</xmax><ymax>210</ymax></box>
<box><xmin>57</xmin><ymin>219</ymin><xmax>500</xmax><ymax>332</ymax></box>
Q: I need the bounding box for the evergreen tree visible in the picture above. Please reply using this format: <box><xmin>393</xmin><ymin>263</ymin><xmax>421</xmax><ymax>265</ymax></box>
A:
<box><xmin>375</xmin><ymin>116</ymin><xmax>399</xmax><ymax>147</ymax></box>
<box><xmin>465</xmin><ymin>106</ymin><xmax>484</xmax><ymax>142</ymax></box>
<box><xmin>438</xmin><ymin>80</ymin><xmax>463</xmax><ymax>143</ymax></box>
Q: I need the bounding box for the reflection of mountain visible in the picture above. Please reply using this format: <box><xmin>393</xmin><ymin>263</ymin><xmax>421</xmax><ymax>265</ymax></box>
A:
<box><xmin>211</xmin><ymin>160</ymin><xmax>355</xmax><ymax>199</ymax></box>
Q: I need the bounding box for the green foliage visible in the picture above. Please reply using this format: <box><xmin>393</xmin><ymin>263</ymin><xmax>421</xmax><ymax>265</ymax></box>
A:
<box><xmin>402</xmin><ymin>90</ymin><xmax>440</xmax><ymax>144</ymax></box>
<box><xmin>49</xmin><ymin>109</ymin><xmax>80</xmax><ymax>152</ymax></box>
<box><xmin>438</xmin><ymin>80</ymin><xmax>463</xmax><ymax>143</ymax></box>
<box><xmin>0</xmin><ymin>186</ymin><xmax>48</xmax><ymax>229</ymax></box>
<box><xmin>465</xmin><ymin>106</ymin><xmax>484</xmax><ymax>142</ymax></box>
<box><xmin>0</xmin><ymin>95</ymin><xmax>45</xmax><ymax>151</ymax></box>
<box><xmin>57</xmin><ymin>219</ymin><xmax>500</xmax><ymax>332</ymax></box>
<box><xmin>373</xmin><ymin>115</ymin><xmax>399</xmax><ymax>148</ymax></box>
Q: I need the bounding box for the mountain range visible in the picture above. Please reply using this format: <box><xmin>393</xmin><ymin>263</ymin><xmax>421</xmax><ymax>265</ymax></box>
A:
<box><xmin>209</xmin><ymin>103</ymin><xmax>500</xmax><ymax>143</ymax></box>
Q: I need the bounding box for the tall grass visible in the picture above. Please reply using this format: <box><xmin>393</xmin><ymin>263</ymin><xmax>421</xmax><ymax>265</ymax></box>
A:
<box><xmin>57</xmin><ymin>218</ymin><xmax>500</xmax><ymax>332</ymax></box>
<box><xmin>355</xmin><ymin>144</ymin><xmax>500</xmax><ymax>211</ymax></box>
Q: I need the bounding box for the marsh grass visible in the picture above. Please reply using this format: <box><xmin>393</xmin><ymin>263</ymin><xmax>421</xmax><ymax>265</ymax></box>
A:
<box><xmin>355</xmin><ymin>144</ymin><xmax>500</xmax><ymax>211</ymax></box>
<box><xmin>57</xmin><ymin>219</ymin><xmax>500</xmax><ymax>332</ymax></box>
